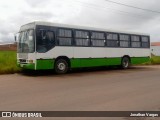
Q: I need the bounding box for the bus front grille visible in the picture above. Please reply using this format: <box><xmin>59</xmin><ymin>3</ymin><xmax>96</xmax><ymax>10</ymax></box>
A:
<box><xmin>19</xmin><ymin>59</ymin><xmax>27</xmax><ymax>63</ymax></box>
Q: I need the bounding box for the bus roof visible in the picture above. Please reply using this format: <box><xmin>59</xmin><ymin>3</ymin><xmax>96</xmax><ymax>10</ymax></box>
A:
<box><xmin>20</xmin><ymin>21</ymin><xmax>149</xmax><ymax>36</ymax></box>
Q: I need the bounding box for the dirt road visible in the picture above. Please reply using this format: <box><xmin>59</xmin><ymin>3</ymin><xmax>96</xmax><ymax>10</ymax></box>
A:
<box><xmin>0</xmin><ymin>65</ymin><xmax>160</xmax><ymax>120</ymax></box>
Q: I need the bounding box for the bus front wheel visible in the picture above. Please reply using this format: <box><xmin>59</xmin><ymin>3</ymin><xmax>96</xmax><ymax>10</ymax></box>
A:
<box><xmin>55</xmin><ymin>59</ymin><xmax>69</xmax><ymax>74</ymax></box>
<box><xmin>121</xmin><ymin>57</ymin><xmax>130</xmax><ymax>69</ymax></box>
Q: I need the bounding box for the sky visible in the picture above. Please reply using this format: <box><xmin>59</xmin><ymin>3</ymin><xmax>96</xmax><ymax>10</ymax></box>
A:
<box><xmin>0</xmin><ymin>0</ymin><xmax>160</xmax><ymax>43</ymax></box>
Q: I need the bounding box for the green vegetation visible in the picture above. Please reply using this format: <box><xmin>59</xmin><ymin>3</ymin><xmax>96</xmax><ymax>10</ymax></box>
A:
<box><xmin>144</xmin><ymin>55</ymin><xmax>160</xmax><ymax>65</ymax></box>
<box><xmin>150</xmin><ymin>55</ymin><xmax>160</xmax><ymax>64</ymax></box>
<box><xmin>0</xmin><ymin>51</ymin><xmax>21</xmax><ymax>74</ymax></box>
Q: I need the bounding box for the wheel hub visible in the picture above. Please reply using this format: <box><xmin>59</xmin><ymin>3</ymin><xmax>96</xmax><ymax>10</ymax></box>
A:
<box><xmin>58</xmin><ymin>63</ymin><xmax>66</xmax><ymax>71</ymax></box>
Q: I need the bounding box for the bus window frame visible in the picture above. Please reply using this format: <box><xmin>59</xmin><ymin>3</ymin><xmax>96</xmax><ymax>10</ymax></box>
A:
<box><xmin>56</xmin><ymin>28</ymin><xmax>73</xmax><ymax>46</ymax></box>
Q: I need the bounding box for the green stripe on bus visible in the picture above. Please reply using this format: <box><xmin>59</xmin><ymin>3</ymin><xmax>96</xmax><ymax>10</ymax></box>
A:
<box><xmin>71</xmin><ymin>57</ymin><xmax>149</xmax><ymax>68</ymax></box>
<box><xmin>36</xmin><ymin>59</ymin><xmax>54</xmax><ymax>70</ymax></box>
<box><xmin>71</xmin><ymin>58</ymin><xmax>121</xmax><ymax>68</ymax></box>
<box><xmin>131</xmin><ymin>57</ymin><xmax>150</xmax><ymax>64</ymax></box>
<box><xmin>35</xmin><ymin>57</ymin><xmax>150</xmax><ymax>70</ymax></box>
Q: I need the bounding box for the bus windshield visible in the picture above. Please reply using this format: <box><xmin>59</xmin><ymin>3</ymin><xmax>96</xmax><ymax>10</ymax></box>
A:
<box><xmin>18</xmin><ymin>30</ymin><xmax>35</xmax><ymax>53</ymax></box>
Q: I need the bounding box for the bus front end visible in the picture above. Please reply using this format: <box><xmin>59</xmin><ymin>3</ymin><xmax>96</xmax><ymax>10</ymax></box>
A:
<box><xmin>17</xmin><ymin>52</ymin><xmax>36</xmax><ymax>70</ymax></box>
<box><xmin>17</xmin><ymin>23</ymin><xmax>36</xmax><ymax>70</ymax></box>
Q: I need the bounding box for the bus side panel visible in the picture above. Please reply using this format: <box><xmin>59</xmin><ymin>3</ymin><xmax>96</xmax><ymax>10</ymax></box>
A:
<box><xmin>131</xmin><ymin>57</ymin><xmax>150</xmax><ymax>64</ymax></box>
<box><xmin>71</xmin><ymin>58</ymin><xmax>121</xmax><ymax>68</ymax></box>
<box><xmin>36</xmin><ymin>59</ymin><xmax>54</xmax><ymax>70</ymax></box>
<box><xmin>71</xmin><ymin>47</ymin><xmax>150</xmax><ymax>68</ymax></box>
<box><xmin>36</xmin><ymin>47</ymin><xmax>74</xmax><ymax>69</ymax></box>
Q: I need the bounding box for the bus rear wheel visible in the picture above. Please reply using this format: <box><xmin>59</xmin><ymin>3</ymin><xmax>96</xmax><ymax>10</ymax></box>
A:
<box><xmin>121</xmin><ymin>57</ymin><xmax>130</xmax><ymax>69</ymax></box>
<box><xmin>55</xmin><ymin>59</ymin><xmax>69</xmax><ymax>74</ymax></box>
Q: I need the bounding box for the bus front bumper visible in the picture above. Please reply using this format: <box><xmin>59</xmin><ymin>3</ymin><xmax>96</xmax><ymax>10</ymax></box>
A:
<box><xmin>17</xmin><ymin>63</ymin><xmax>35</xmax><ymax>70</ymax></box>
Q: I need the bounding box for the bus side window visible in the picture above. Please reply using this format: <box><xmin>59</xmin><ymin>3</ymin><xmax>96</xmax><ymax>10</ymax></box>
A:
<box><xmin>46</xmin><ymin>31</ymin><xmax>55</xmax><ymax>50</ymax></box>
<box><xmin>36</xmin><ymin>30</ymin><xmax>46</xmax><ymax>53</ymax></box>
<box><xmin>141</xmin><ymin>36</ymin><xmax>149</xmax><ymax>48</ymax></box>
<box><xmin>36</xmin><ymin>30</ymin><xmax>55</xmax><ymax>53</ymax></box>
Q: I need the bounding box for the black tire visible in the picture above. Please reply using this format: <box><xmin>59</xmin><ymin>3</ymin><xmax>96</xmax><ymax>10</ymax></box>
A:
<box><xmin>121</xmin><ymin>57</ymin><xmax>130</xmax><ymax>69</ymax></box>
<box><xmin>55</xmin><ymin>59</ymin><xmax>69</xmax><ymax>74</ymax></box>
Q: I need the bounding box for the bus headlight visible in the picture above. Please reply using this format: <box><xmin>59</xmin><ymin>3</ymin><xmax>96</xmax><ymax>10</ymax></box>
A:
<box><xmin>28</xmin><ymin>60</ymin><xmax>33</xmax><ymax>63</ymax></box>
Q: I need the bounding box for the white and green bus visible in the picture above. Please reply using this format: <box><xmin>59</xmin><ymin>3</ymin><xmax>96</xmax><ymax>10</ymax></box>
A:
<box><xmin>17</xmin><ymin>21</ymin><xmax>150</xmax><ymax>74</ymax></box>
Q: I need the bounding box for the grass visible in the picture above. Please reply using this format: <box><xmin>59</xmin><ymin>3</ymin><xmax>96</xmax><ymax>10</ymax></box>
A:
<box><xmin>150</xmin><ymin>55</ymin><xmax>160</xmax><ymax>64</ymax></box>
<box><xmin>0</xmin><ymin>51</ymin><xmax>21</xmax><ymax>74</ymax></box>
<box><xmin>143</xmin><ymin>55</ymin><xmax>160</xmax><ymax>65</ymax></box>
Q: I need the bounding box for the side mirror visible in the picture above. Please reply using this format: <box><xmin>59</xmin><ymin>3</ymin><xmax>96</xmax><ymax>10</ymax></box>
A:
<box><xmin>15</xmin><ymin>33</ymin><xmax>19</xmax><ymax>42</ymax></box>
<box><xmin>15</xmin><ymin>35</ymin><xmax>17</xmax><ymax>42</ymax></box>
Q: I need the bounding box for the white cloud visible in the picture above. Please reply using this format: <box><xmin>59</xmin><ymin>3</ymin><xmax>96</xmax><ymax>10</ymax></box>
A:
<box><xmin>0</xmin><ymin>0</ymin><xmax>160</xmax><ymax>42</ymax></box>
<box><xmin>0</xmin><ymin>0</ymin><xmax>84</xmax><ymax>42</ymax></box>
